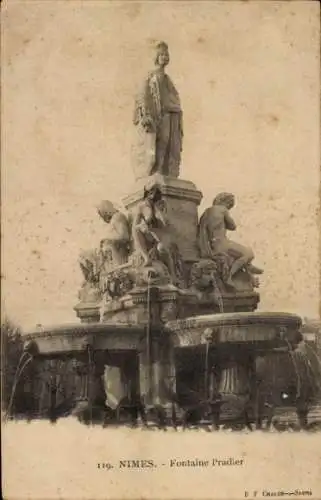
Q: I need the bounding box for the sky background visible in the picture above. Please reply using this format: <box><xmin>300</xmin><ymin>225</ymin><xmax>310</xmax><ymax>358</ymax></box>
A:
<box><xmin>2</xmin><ymin>1</ymin><xmax>320</xmax><ymax>330</ymax></box>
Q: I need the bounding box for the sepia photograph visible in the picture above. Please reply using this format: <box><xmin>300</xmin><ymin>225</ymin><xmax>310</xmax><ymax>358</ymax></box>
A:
<box><xmin>2</xmin><ymin>1</ymin><xmax>321</xmax><ymax>499</ymax></box>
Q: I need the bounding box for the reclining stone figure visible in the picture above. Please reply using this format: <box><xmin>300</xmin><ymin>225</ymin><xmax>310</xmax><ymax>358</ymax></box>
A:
<box><xmin>198</xmin><ymin>192</ymin><xmax>263</xmax><ymax>290</ymax></box>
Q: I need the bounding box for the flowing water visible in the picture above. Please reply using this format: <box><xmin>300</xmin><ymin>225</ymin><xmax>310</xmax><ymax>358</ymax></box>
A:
<box><xmin>211</xmin><ymin>270</ymin><xmax>224</xmax><ymax>314</ymax></box>
<box><xmin>6</xmin><ymin>350</ymin><xmax>33</xmax><ymax>419</ymax></box>
<box><xmin>297</xmin><ymin>341</ymin><xmax>321</xmax><ymax>395</ymax></box>
<box><xmin>284</xmin><ymin>338</ymin><xmax>302</xmax><ymax>399</ymax></box>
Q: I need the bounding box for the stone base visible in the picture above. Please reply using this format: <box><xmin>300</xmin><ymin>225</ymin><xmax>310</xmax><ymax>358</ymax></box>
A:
<box><xmin>74</xmin><ymin>300</ymin><xmax>101</xmax><ymax>323</ymax></box>
<box><xmin>195</xmin><ymin>291</ymin><xmax>260</xmax><ymax>315</ymax></box>
<box><xmin>100</xmin><ymin>285</ymin><xmax>198</xmax><ymax>324</ymax></box>
<box><xmin>122</xmin><ymin>173</ymin><xmax>203</xmax><ymax>262</ymax></box>
<box><xmin>100</xmin><ymin>287</ymin><xmax>259</xmax><ymax>326</ymax></box>
<box><xmin>74</xmin><ymin>286</ymin><xmax>260</xmax><ymax>326</ymax></box>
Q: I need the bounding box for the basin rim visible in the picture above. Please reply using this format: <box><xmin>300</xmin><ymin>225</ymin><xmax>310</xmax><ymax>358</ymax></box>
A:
<box><xmin>165</xmin><ymin>311</ymin><xmax>302</xmax><ymax>331</ymax></box>
<box><xmin>23</xmin><ymin>322</ymin><xmax>149</xmax><ymax>340</ymax></box>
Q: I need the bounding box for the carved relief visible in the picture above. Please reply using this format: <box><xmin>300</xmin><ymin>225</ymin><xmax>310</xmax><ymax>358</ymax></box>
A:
<box><xmin>100</xmin><ymin>269</ymin><xmax>135</xmax><ymax>299</ymax></box>
<box><xmin>190</xmin><ymin>257</ymin><xmax>230</xmax><ymax>294</ymax></box>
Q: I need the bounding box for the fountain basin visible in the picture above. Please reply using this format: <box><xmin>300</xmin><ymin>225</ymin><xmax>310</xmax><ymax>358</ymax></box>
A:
<box><xmin>24</xmin><ymin>323</ymin><xmax>154</xmax><ymax>354</ymax></box>
<box><xmin>166</xmin><ymin>312</ymin><xmax>303</xmax><ymax>426</ymax></box>
<box><xmin>17</xmin><ymin>311</ymin><xmax>304</xmax><ymax>427</ymax></box>
<box><xmin>166</xmin><ymin>311</ymin><xmax>302</xmax><ymax>350</ymax></box>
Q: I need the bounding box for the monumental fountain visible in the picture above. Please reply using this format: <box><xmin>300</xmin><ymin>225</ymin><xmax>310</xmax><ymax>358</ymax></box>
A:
<box><xmin>17</xmin><ymin>42</ymin><xmax>315</xmax><ymax>429</ymax></box>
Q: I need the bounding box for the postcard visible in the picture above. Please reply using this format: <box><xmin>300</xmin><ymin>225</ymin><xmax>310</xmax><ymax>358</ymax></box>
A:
<box><xmin>2</xmin><ymin>1</ymin><xmax>321</xmax><ymax>499</ymax></box>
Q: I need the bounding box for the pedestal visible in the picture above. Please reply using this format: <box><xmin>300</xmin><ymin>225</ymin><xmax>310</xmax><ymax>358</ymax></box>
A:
<box><xmin>74</xmin><ymin>301</ymin><xmax>101</xmax><ymax>323</ymax></box>
<box><xmin>137</xmin><ymin>311</ymin><xmax>176</xmax><ymax>412</ymax></box>
<box><xmin>218</xmin><ymin>362</ymin><xmax>251</xmax><ymax>396</ymax></box>
<box><xmin>217</xmin><ymin>356</ymin><xmax>254</xmax><ymax>425</ymax></box>
<box><xmin>71</xmin><ymin>351</ymin><xmax>106</xmax><ymax>423</ymax></box>
<box><xmin>122</xmin><ymin>173</ymin><xmax>203</xmax><ymax>262</ymax></box>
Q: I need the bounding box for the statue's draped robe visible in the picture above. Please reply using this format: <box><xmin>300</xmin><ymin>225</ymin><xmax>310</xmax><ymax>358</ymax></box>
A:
<box><xmin>133</xmin><ymin>70</ymin><xmax>183</xmax><ymax>179</ymax></box>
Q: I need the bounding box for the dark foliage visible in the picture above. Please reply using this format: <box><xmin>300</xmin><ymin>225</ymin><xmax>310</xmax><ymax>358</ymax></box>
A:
<box><xmin>1</xmin><ymin>317</ymin><xmax>24</xmax><ymax>414</ymax></box>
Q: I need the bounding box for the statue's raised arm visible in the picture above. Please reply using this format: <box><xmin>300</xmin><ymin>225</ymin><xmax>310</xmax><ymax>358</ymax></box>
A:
<box><xmin>132</xmin><ymin>42</ymin><xmax>183</xmax><ymax>180</ymax></box>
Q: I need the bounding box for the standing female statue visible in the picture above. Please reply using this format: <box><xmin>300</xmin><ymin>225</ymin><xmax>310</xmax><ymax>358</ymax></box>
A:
<box><xmin>132</xmin><ymin>42</ymin><xmax>183</xmax><ymax>179</ymax></box>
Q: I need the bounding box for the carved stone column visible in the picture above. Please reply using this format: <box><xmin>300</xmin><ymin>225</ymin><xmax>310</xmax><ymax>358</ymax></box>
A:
<box><xmin>71</xmin><ymin>349</ymin><xmax>106</xmax><ymax>422</ymax></box>
<box><xmin>216</xmin><ymin>355</ymin><xmax>254</xmax><ymax>427</ymax></box>
<box><xmin>138</xmin><ymin>349</ymin><xmax>150</xmax><ymax>403</ymax></box>
<box><xmin>218</xmin><ymin>362</ymin><xmax>251</xmax><ymax>396</ymax></box>
<box><xmin>72</xmin><ymin>359</ymin><xmax>90</xmax><ymax>401</ymax></box>
<box><xmin>139</xmin><ymin>327</ymin><xmax>176</xmax><ymax>417</ymax></box>
<box><xmin>138</xmin><ymin>336</ymin><xmax>161</xmax><ymax>407</ymax></box>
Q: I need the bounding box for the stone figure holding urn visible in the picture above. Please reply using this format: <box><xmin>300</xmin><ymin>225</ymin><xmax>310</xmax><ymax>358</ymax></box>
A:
<box><xmin>132</xmin><ymin>42</ymin><xmax>183</xmax><ymax>180</ymax></box>
<box><xmin>131</xmin><ymin>184</ymin><xmax>182</xmax><ymax>285</ymax></box>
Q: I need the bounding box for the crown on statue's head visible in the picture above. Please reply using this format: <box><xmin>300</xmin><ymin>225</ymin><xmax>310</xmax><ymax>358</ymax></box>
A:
<box><xmin>155</xmin><ymin>40</ymin><xmax>168</xmax><ymax>51</ymax></box>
